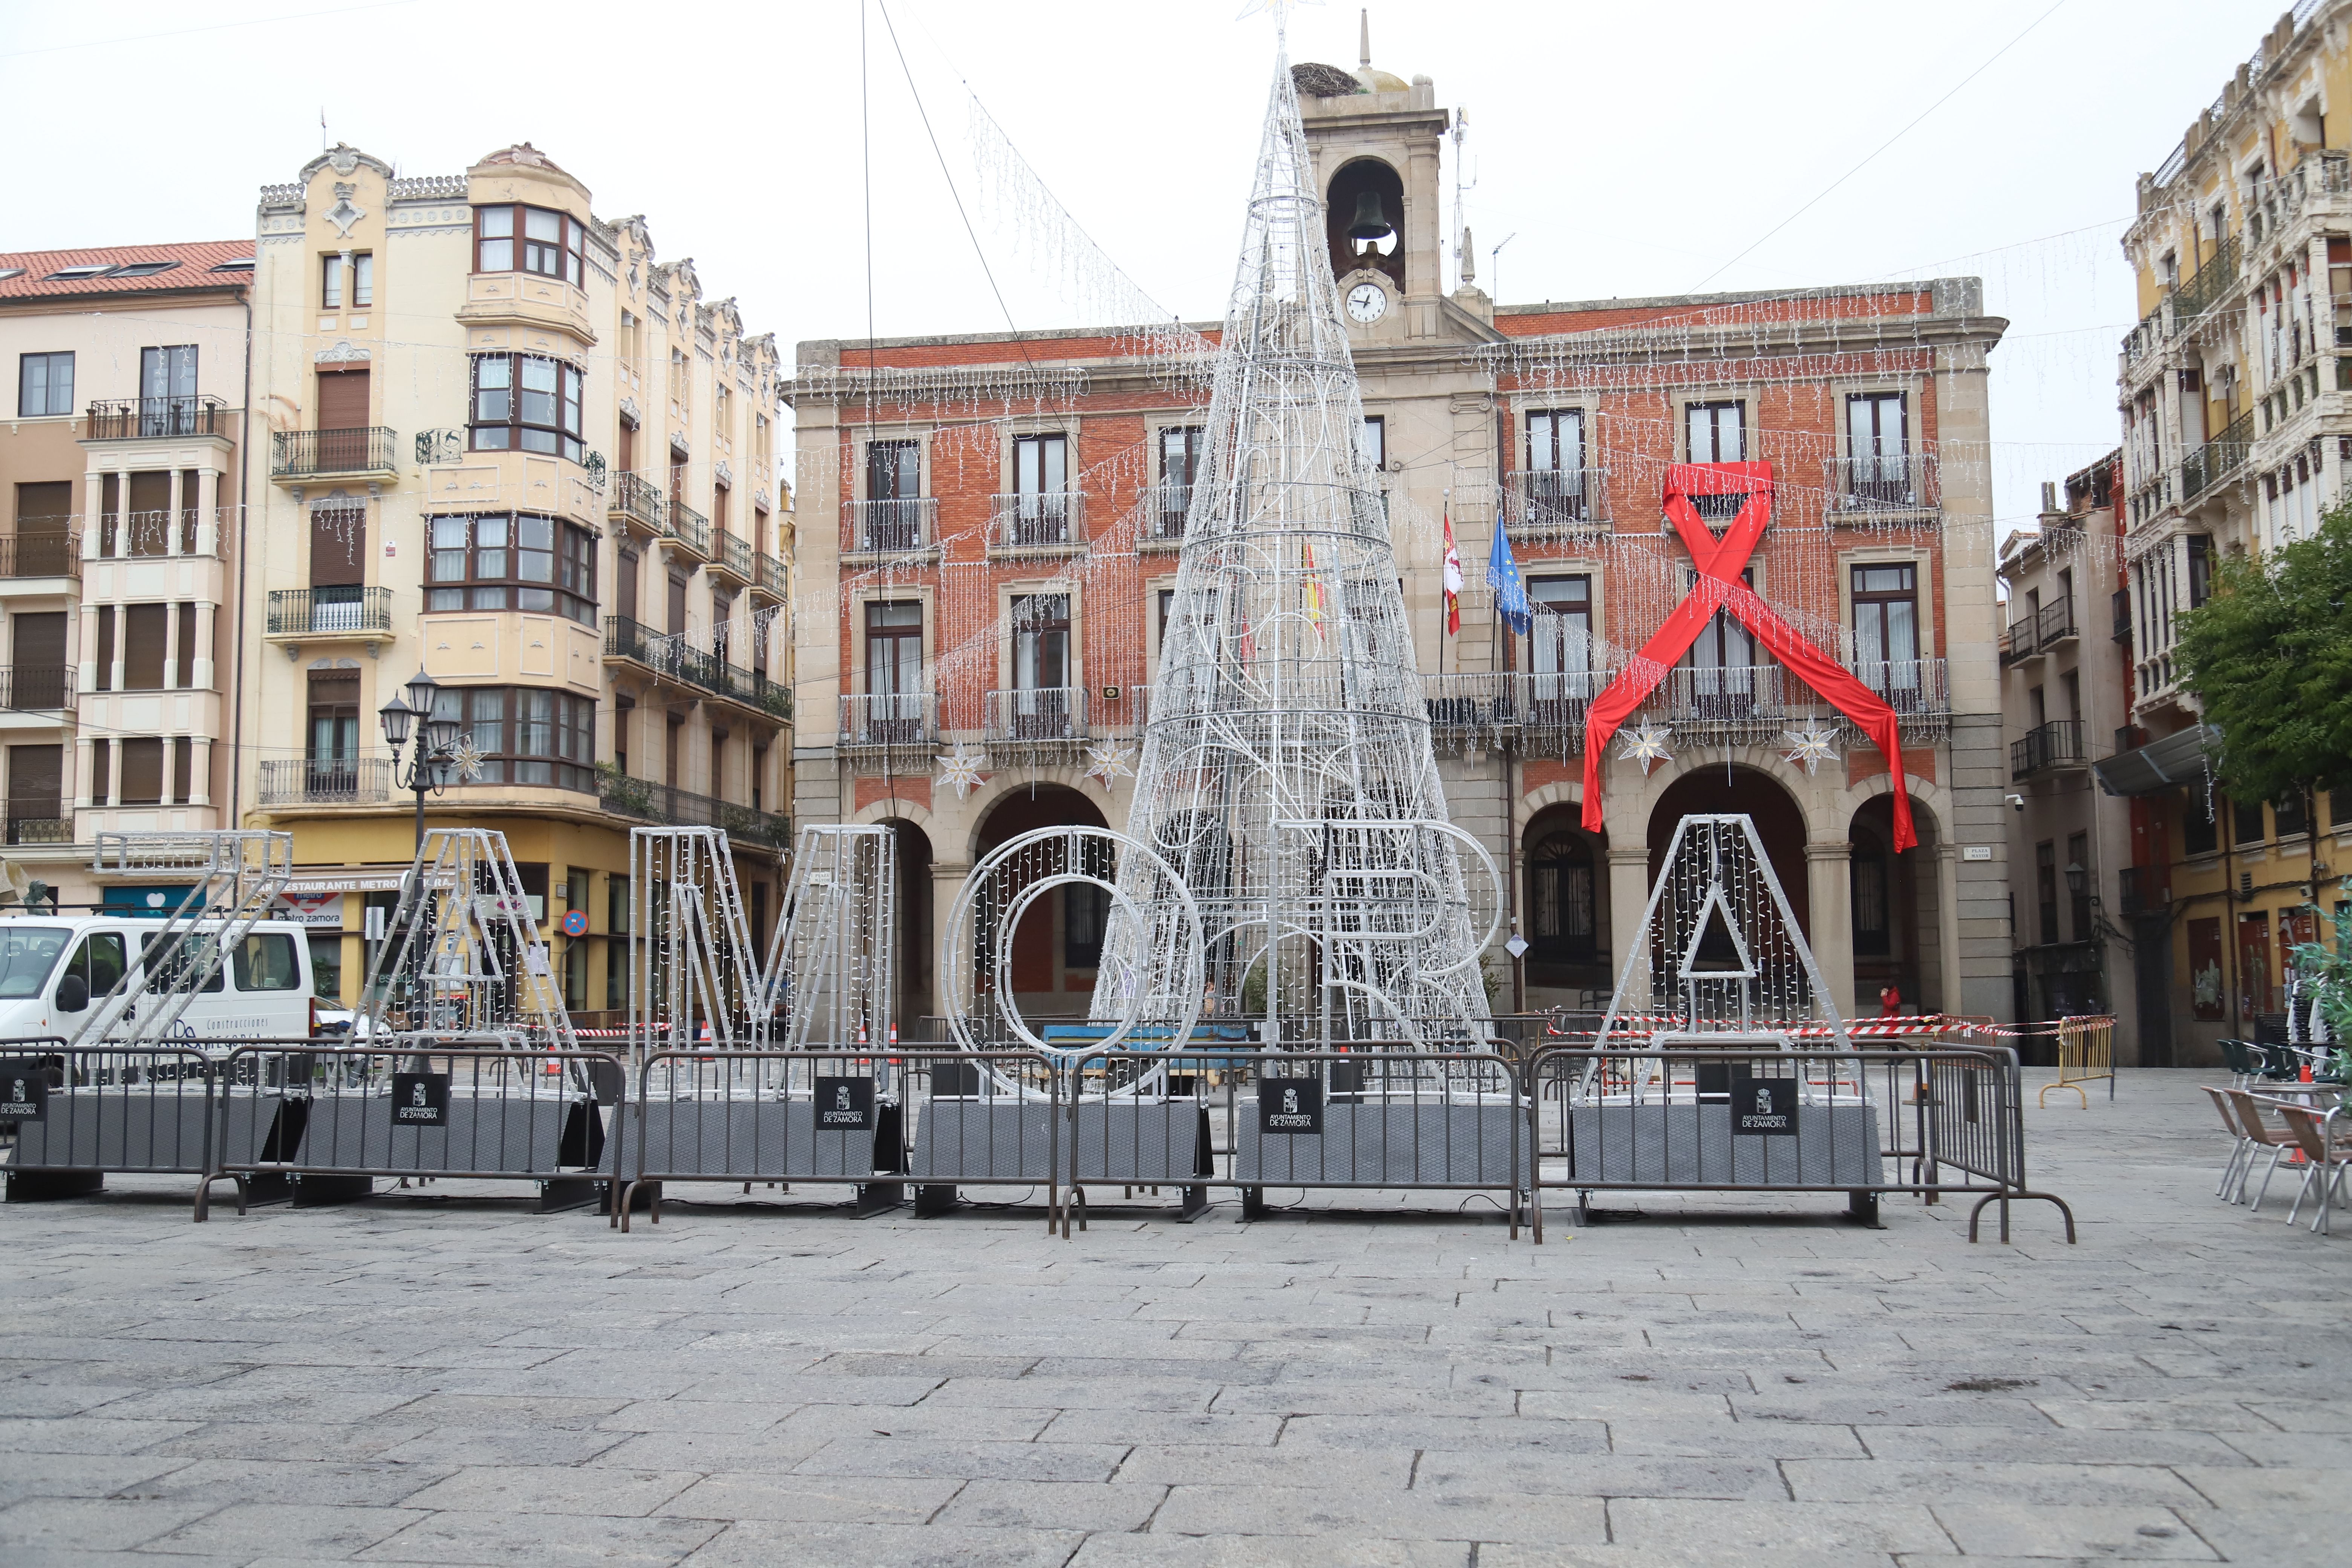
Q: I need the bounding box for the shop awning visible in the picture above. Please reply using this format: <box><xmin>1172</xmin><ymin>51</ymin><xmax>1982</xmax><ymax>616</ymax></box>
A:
<box><xmin>2093</xmin><ymin>723</ymin><xmax>2220</xmax><ymax>798</ymax></box>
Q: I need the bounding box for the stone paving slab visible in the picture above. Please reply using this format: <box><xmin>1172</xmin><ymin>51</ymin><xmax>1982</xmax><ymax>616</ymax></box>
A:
<box><xmin>5</xmin><ymin>1070</ymin><xmax>2350</xmax><ymax>1565</ymax></box>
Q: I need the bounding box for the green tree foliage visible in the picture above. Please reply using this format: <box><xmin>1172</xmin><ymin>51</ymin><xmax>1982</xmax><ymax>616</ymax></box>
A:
<box><xmin>2173</xmin><ymin>499</ymin><xmax>2352</xmax><ymax>803</ymax></box>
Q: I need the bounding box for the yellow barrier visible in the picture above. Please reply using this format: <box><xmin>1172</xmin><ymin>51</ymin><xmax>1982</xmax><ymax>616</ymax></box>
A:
<box><xmin>2039</xmin><ymin>1015</ymin><xmax>2117</xmax><ymax>1107</ymax></box>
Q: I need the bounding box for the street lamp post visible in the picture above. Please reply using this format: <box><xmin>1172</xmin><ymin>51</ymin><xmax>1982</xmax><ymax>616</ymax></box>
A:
<box><xmin>380</xmin><ymin>668</ymin><xmax>461</xmax><ymax>855</ymax></box>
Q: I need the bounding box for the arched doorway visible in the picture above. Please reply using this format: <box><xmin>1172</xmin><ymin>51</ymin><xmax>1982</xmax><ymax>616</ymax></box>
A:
<box><xmin>1851</xmin><ymin>793</ymin><xmax>1942</xmax><ymax>1015</ymax></box>
<box><xmin>1646</xmin><ymin>767</ymin><xmax>1811</xmax><ymax>939</ymax></box>
<box><xmin>974</xmin><ymin>785</ymin><xmax>1110</xmax><ymax>1024</ymax></box>
<box><xmin>1521</xmin><ymin>804</ymin><xmax>1609</xmax><ymax>1008</ymax></box>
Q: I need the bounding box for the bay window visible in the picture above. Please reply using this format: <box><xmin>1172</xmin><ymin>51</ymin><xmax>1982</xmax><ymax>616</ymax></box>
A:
<box><xmin>471</xmin><ymin>353</ymin><xmax>583</xmax><ymax>461</ymax></box>
<box><xmin>474</xmin><ymin>204</ymin><xmax>586</xmax><ymax>285</ymax></box>
<box><xmin>426</xmin><ymin>686</ymin><xmax>597</xmax><ymax>793</ymax></box>
<box><xmin>426</xmin><ymin>512</ymin><xmax>597</xmax><ymax>624</ymax></box>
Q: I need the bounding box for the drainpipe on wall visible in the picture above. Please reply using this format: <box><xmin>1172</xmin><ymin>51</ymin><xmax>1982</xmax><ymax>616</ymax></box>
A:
<box><xmin>229</xmin><ymin>279</ymin><xmax>253</xmax><ymax>829</ymax></box>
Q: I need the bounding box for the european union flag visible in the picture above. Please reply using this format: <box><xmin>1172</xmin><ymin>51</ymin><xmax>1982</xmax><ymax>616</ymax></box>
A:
<box><xmin>1486</xmin><ymin>519</ymin><xmax>1531</xmax><ymax>635</ymax></box>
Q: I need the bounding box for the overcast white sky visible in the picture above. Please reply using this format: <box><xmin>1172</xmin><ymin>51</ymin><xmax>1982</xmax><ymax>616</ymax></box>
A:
<box><xmin>0</xmin><ymin>0</ymin><xmax>2288</xmax><ymax>530</ymax></box>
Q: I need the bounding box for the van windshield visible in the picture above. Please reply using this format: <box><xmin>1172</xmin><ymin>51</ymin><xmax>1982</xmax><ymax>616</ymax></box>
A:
<box><xmin>0</xmin><ymin>926</ymin><xmax>72</xmax><ymax>998</ymax></box>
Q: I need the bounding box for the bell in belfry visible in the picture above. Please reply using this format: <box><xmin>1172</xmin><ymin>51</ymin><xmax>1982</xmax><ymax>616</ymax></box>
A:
<box><xmin>1347</xmin><ymin>189</ymin><xmax>1391</xmax><ymax>245</ymax></box>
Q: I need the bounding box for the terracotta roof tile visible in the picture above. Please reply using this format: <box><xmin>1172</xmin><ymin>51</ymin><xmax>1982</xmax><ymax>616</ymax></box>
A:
<box><xmin>0</xmin><ymin>240</ymin><xmax>254</xmax><ymax>301</ymax></box>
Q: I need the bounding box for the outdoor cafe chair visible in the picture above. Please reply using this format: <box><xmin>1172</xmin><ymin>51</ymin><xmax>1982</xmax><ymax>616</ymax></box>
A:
<box><xmin>2215</xmin><ymin>1038</ymin><xmax>2256</xmax><ymax>1089</ymax></box>
<box><xmin>2201</xmin><ymin>1085</ymin><xmax>2255</xmax><ymax>1200</ymax></box>
<box><xmin>2272</xmin><ymin>1102</ymin><xmax>2352</xmax><ymax>1236</ymax></box>
<box><xmin>2222</xmin><ymin>1089</ymin><xmax>2304</xmax><ymax>1210</ymax></box>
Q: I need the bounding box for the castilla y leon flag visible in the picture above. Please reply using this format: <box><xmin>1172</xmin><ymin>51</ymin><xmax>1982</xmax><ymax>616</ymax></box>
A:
<box><xmin>1442</xmin><ymin>506</ymin><xmax>1462</xmax><ymax>634</ymax></box>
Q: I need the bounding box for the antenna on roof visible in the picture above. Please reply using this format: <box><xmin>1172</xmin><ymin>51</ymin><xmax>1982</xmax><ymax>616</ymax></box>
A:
<box><xmin>1359</xmin><ymin>8</ymin><xmax>1370</xmax><ymax>70</ymax></box>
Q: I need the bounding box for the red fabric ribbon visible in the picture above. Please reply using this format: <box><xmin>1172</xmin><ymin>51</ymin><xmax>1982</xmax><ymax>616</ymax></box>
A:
<box><xmin>1579</xmin><ymin>462</ymin><xmax>1916</xmax><ymax>852</ymax></box>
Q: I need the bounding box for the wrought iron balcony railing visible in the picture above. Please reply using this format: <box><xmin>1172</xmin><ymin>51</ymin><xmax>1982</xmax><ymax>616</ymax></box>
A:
<box><xmin>664</xmin><ymin>499</ymin><xmax>710</xmax><ymax>557</ymax></box>
<box><xmin>609</xmin><ymin>471</ymin><xmax>666</xmax><ymax>533</ymax></box>
<box><xmin>1504</xmin><ymin>468</ymin><xmax>1608</xmax><ymax>531</ymax></box>
<box><xmin>597</xmin><ymin>770</ymin><xmax>790</xmax><ymax>849</ymax></box>
<box><xmin>270</xmin><ymin>426</ymin><xmax>397</xmax><ymax>478</ymax></box>
<box><xmin>2179</xmin><ymin>409</ymin><xmax>2253</xmax><ymax>501</ymax></box>
<box><xmin>1147</xmin><ymin>483</ymin><xmax>1194</xmax><ymax>541</ymax></box>
<box><xmin>258</xmin><ymin>756</ymin><xmax>393</xmax><ymax>805</ymax></box>
<box><xmin>268</xmin><ymin>586</ymin><xmax>392</xmax><ymax>636</ymax></box>
<box><xmin>2003</xmin><ymin>613</ymin><xmax>2038</xmax><ymax>665</ymax></box>
<box><xmin>0</xmin><ymin>532</ymin><xmax>79</xmax><ymax>578</ymax></box>
<box><xmin>2035</xmin><ymin>597</ymin><xmax>2076</xmax><ymax>648</ymax></box>
<box><xmin>754</xmin><ymin>552</ymin><xmax>788</xmax><ymax>598</ymax></box>
<box><xmin>2117</xmin><ymin>864</ymin><xmax>2167</xmax><ymax>918</ymax></box>
<box><xmin>846</xmin><ymin>496</ymin><xmax>936</xmax><ymax>553</ymax></box>
<box><xmin>2011</xmin><ymin>718</ymin><xmax>2087</xmax><ymax>778</ymax></box>
<box><xmin>712</xmin><ymin>530</ymin><xmax>754</xmax><ymax>583</ymax></box>
<box><xmin>839</xmin><ymin>692</ymin><xmax>937</xmax><ymax>748</ymax></box>
<box><xmin>991</xmin><ymin>492</ymin><xmax>1086</xmax><ymax>549</ymax></box>
<box><xmin>0</xmin><ymin>666</ymin><xmax>73</xmax><ymax>711</ymax></box>
<box><xmin>2170</xmin><ymin>234</ymin><xmax>2239</xmax><ymax>327</ymax></box>
<box><xmin>84</xmin><ymin>396</ymin><xmax>228</xmax><ymax>441</ymax></box>
<box><xmin>603</xmin><ymin>615</ymin><xmax>790</xmax><ymax>721</ymax></box>
<box><xmin>985</xmin><ymin>685</ymin><xmax>1088</xmax><ymax>743</ymax></box>
<box><xmin>6</xmin><ymin>816</ymin><xmax>70</xmax><ymax>846</ymax></box>
<box><xmin>1826</xmin><ymin>452</ymin><xmax>1938</xmax><ymax>513</ymax></box>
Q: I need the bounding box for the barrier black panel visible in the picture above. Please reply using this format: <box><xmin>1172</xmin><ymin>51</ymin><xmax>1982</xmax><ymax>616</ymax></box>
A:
<box><xmin>3</xmin><ymin>1043</ymin><xmax>243</xmax><ymax>1208</ymax></box>
<box><xmin>197</xmin><ymin>1045</ymin><xmax>625</xmax><ymax>1220</ymax></box>
<box><xmin>1524</xmin><ymin>1044</ymin><xmax>2073</xmax><ymax>1244</ymax></box>
<box><xmin>613</xmin><ymin>1050</ymin><xmax>928</xmax><ymax>1230</ymax></box>
<box><xmin>907</xmin><ymin>1052</ymin><xmax>1069</xmax><ymax>1224</ymax></box>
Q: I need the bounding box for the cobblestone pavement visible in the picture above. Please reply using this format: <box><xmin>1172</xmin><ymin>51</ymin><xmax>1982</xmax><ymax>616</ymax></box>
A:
<box><xmin>3</xmin><ymin>1069</ymin><xmax>2348</xmax><ymax>1566</ymax></box>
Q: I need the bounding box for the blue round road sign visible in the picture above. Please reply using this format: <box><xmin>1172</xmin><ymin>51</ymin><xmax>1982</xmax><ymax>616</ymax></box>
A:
<box><xmin>560</xmin><ymin>909</ymin><xmax>589</xmax><ymax>937</ymax></box>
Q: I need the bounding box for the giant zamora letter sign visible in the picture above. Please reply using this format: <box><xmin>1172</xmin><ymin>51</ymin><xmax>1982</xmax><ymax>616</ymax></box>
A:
<box><xmin>1579</xmin><ymin>462</ymin><xmax>1917</xmax><ymax>852</ymax></box>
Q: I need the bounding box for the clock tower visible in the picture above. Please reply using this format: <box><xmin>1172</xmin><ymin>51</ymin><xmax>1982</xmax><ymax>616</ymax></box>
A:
<box><xmin>1294</xmin><ymin>27</ymin><xmax>1459</xmax><ymax>343</ymax></box>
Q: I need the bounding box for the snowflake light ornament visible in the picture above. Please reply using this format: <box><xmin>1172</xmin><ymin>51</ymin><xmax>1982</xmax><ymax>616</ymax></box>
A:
<box><xmin>1780</xmin><ymin>724</ymin><xmax>1839</xmax><ymax>776</ymax></box>
<box><xmin>1617</xmin><ymin>723</ymin><xmax>1673</xmax><ymax>772</ymax></box>
<box><xmin>1082</xmin><ymin>741</ymin><xmax>1135</xmax><ymax>792</ymax></box>
<box><xmin>444</xmin><ymin>733</ymin><xmax>488</xmax><ymax>783</ymax></box>
<box><xmin>935</xmin><ymin>746</ymin><xmax>986</xmax><ymax>801</ymax></box>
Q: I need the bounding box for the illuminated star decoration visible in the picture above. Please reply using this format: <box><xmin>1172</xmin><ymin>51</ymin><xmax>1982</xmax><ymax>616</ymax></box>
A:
<box><xmin>1780</xmin><ymin>724</ymin><xmax>1839</xmax><ymax>776</ymax></box>
<box><xmin>1617</xmin><ymin>723</ymin><xmax>1674</xmax><ymax>772</ymax></box>
<box><xmin>444</xmin><ymin>734</ymin><xmax>487</xmax><ymax>783</ymax></box>
<box><xmin>1083</xmin><ymin>741</ymin><xmax>1136</xmax><ymax>792</ymax></box>
<box><xmin>936</xmin><ymin>746</ymin><xmax>986</xmax><ymax>801</ymax></box>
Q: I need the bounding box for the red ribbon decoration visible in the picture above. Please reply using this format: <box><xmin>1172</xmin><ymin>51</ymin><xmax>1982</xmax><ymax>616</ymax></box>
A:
<box><xmin>1579</xmin><ymin>461</ymin><xmax>1917</xmax><ymax>852</ymax></box>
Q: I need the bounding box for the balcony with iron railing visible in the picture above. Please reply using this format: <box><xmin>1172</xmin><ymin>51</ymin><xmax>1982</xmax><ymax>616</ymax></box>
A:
<box><xmin>609</xmin><ymin>471</ymin><xmax>667</xmax><ymax>536</ymax></box>
<box><xmin>2179</xmin><ymin>408</ymin><xmax>2253</xmax><ymax>502</ymax></box>
<box><xmin>6</xmin><ymin>815</ymin><xmax>70</xmax><ymax>846</ymax></box>
<box><xmin>257</xmin><ymin>756</ymin><xmax>393</xmax><ymax>806</ymax></box>
<box><xmin>1138</xmin><ymin>483</ymin><xmax>1194</xmax><ymax>544</ymax></box>
<box><xmin>603</xmin><ymin>615</ymin><xmax>790</xmax><ymax>721</ymax></box>
<box><xmin>1825</xmin><ymin>452</ymin><xmax>1939</xmax><ymax>514</ymax></box>
<box><xmin>99</xmin><ymin>509</ymin><xmax>217</xmax><ymax>560</ymax></box>
<box><xmin>597</xmin><ymin>769</ymin><xmax>790</xmax><ymax>850</ymax></box>
<box><xmin>266</xmin><ymin>586</ymin><xmax>393</xmax><ymax>639</ymax></box>
<box><xmin>709</xmin><ymin>528</ymin><xmax>755</xmax><ymax>588</ymax></box>
<box><xmin>2001</xmin><ymin>612</ymin><xmax>2037</xmax><ymax>666</ymax></box>
<box><xmin>2011</xmin><ymin>718</ymin><xmax>2087</xmax><ymax>778</ymax></box>
<box><xmin>985</xmin><ymin>686</ymin><xmax>1088</xmax><ymax>745</ymax></box>
<box><xmin>0</xmin><ymin>666</ymin><xmax>74</xmax><ymax>711</ymax></box>
<box><xmin>270</xmin><ymin>426</ymin><xmax>398</xmax><ymax>481</ymax></box>
<box><xmin>661</xmin><ymin>498</ymin><xmax>711</xmax><ymax>560</ymax></box>
<box><xmin>845</xmin><ymin>496</ymin><xmax>936</xmax><ymax>554</ymax></box>
<box><xmin>1417</xmin><ymin>660</ymin><xmax>1948</xmax><ymax>746</ymax></box>
<box><xmin>1503</xmin><ymin>469</ymin><xmax>1609</xmax><ymax>534</ymax></box>
<box><xmin>84</xmin><ymin>396</ymin><xmax>230</xmax><ymax>441</ymax></box>
<box><xmin>2035</xmin><ymin>596</ymin><xmax>2077</xmax><ymax>649</ymax></box>
<box><xmin>839</xmin><ymin>691</ymin><xmax>937</xmax><ymax>750</ymax></box>
<box><xmin>2169</xmin><ymin>234</ymin><xmax>2239</xmax><ymax>329</ymax></box>
<box><xmin>0</xmin><ymin>532</ymin><xmax>80</xmax><ymax>579</ymax></box>
<box><xmin>751</xmin><ymin>552</ymin><xmax>788</xmax><ymax>604</ymax></box>
<box><xmin>2116</xmin><ymin>864</ymin><xmax>2168</xmax><ymax>919</ymax></box>
<box><xmin>990</xmin><ymin>492</ymin><xmax>1086</xmax><ymax>551</ymax></box>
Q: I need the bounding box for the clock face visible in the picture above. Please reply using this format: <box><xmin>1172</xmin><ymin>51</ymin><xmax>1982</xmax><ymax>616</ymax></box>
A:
<box><xmin>1345</xmin><ymin>281</ymin><xmax>1388</xmax><ymax>324</ymax></box>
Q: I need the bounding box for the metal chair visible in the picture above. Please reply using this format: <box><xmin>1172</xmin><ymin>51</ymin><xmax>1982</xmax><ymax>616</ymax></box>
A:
<box><xmin>2214</xmin><ymin>1038</ymin><xmax>2254</xmax><ymax>1089</ymax></box>
<box><xmin>2273</xmin><ymin>1102</ymin><xmax>2352</xmax><ymax>1235</ymax></box>
<box><xmin>2221</xmin><ymin>1089</ymin><xmax>2302</xmax><ymax>1209</ymax></box>
<box><xmin>2200</xmin><ymin>1085</ymin><xmax>2254</xmax><ymax>1200</ymax></box>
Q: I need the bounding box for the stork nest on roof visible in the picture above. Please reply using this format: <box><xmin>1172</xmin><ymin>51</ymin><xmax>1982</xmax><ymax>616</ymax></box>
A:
<box><xmin>1291</xmin><ymin>62</ymin><xmax>1364</xmax><ymax>98</ymax></box>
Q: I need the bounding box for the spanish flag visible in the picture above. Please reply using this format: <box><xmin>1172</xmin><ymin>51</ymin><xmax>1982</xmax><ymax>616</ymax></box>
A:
<box><xmin>1442</xmin><ymin>506</ymin><xmax>1462</xmax><ymax>635</ymax></box>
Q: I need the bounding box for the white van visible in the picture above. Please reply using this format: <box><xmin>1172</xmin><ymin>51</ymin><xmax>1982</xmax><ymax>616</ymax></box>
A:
<box><xmin>0</xmin><ymin>914</ymin><xmax>320</xmax><ymax>1043</ymax></box>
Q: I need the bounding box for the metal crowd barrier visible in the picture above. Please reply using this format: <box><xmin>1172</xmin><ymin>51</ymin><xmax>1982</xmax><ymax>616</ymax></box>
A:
<box><xmin>1064</xmin><ymin>1045</ymin><xmax>1529</xmax><ymax>1236</ymax></box>
<box><xmin>2038</xmin><ymin>1015</ymin><xmax>2118</xmax><ymax>1106</ymax></box>
<box><xmin>2</xmin><ymin>1040</ymin><xmax>233</xmax><ymax>1211</ymax></box>
<box><xmin>195</xmin><ymin>1043</ymin><xmax>626</xmax><ymax>1221</ymax></box>
<box><xmin>613</xmin><ymin>1047</ymin><xmax>1073</xmax><ymax>1232</ymax></box>
<box><xmin>1524</xmin><ymin>1042</ymin><xmax>2074</xmax><ymax>1244</ymax></box>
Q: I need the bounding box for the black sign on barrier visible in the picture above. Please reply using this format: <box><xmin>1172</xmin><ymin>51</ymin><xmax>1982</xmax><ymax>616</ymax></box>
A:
<box><xmin>1259</xmin><ymin>1077</ymin><xmax>1323</xmax><ymax>1135</ymax></box>
<box><xmin>1732</xmin><ymin>1076</ymin><xmax>1796</xmax><ymax>1136</ymax></box>
<box><xmin>0</xmin><ymin>1071</ymin><xmax>47</xmax><ymax>1122</ymax></box>
<box><xmin>391</xmin><ymin>1072</ymin><xmax>450</xmax><ymax>1127</ymax></box>
<box><xmin>816</xmin><ymin>1076</ymin><xmax>875</xmax><ymax>1130</ymax></box>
